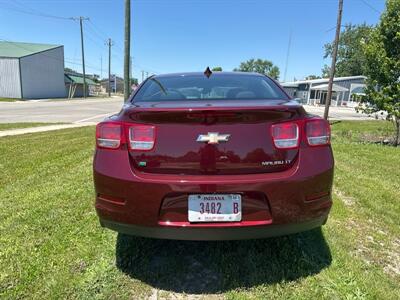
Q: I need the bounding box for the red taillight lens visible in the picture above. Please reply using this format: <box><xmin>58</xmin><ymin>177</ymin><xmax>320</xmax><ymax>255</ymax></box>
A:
<box><xmin>306</xmin><ymin>119</ymin><xmax>331</xmax><ymax>146</ymax></box>
<box><xmin>96</xmin><ymin>123</ymin><xmax>123</xmax><ymax>149</ymax></box>
<box><xmin>96</xmin><ymin>122</ymin><xmax>156</xmax><ymax>150</ymax></box>
<box><xmin>129</xmin><ymin>125</ymin><xmax>155</xmax><ymax>150</ymax></box>
<box><xmin>271</xmin><ymin>122</ymin><xmax>299</xmax><ymax>149</ymax></box>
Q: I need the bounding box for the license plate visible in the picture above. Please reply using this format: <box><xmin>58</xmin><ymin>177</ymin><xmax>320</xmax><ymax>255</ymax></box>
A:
<box><xmin>188</xmin><ymin>194</ymin><xmax>242</xmax><ymax>222</ymax></box>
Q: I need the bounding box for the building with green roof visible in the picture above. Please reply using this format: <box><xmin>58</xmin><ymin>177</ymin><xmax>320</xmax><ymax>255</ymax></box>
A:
<box><xmin>0</xmin><ymin>41</ymin><xmax>66</xmax><ymax>99</ymax></box>
<box><xmin>65</xmin><ymin>73</ymin><xmax>98</xmax><ymax>98</ymax></box>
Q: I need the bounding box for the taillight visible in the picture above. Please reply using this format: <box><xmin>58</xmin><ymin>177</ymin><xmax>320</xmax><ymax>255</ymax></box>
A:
<box><xmin>96</xmin><ymin>123</ymin><xmax>123</xmax><ymax>149</ymax></box>
<box><xmin>306</xmin><ymin>119</ymin><xmax>331</xmax><ymax>146</ymax></box>
<box><xmin>271</xmin><ymin>122</ymin><xmax>299</xmax><ymax>149</ymax></box>
<box><xmin>129</xmin><ymin>125</ymin><xmax>155</xmax><ymax>150</ymax></box>
<box><xmin>96</xmin><ymin>122</ymin><xmax>156</xmax><ymax>150</ymax></box>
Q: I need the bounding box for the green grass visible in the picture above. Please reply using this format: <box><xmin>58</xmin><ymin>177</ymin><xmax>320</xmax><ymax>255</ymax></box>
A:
<box><xmin>0</xmin><ymin>121</ymin><xmax>399</xmax><ymax>299</ymax></box>
<box><xmin>332</xmin><ymin>120</ymin><xmax>395</xmax><ymax>143</ymax></box>
<box><xmin>0</xmin><ymin>98</ymin><xmax>19</xmax><ymax>102</ymax></box>
<box><xmin>0</xmin><ymin>123</ymin><xmax>67</xmax><ymax>131</ymax></box>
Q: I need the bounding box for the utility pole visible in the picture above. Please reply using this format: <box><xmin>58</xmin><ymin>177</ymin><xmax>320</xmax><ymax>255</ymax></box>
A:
<box><xmin>283</xmin><ymin>29</ymin><xmax>292</xmax><ymax>82</ymax></box>
<box><xmin>72</xmin><ymin>16</ymin><xmax>89</xmax><ymax>98</ymax></box>
<box><xmin>124</xmin><ymin>0</ymin><xmax>131</xmax><ymax>102</ymax></box>
<box><xmin>130</xmin><ymin>56</ymin><xmax>132</xmax><ymax>85</ymax></box>
<box><xmin>100</xmin><ymin>56</ymin><xmax>103</xmax><ymax>79</ymax></box>
<box><xmin>324</xmin><ymin>0</ymin><xmax>343</xmax><ymax>120</ymax></box>
<box><xmin>105</xmin><ymin>38</ymin><xmax>114</xmax><ymax>97</ymax></box>
<box><xmin>146</xmin><ymin>71</ymin><xmax>149</xmax><ymax>79</ymax></box>
<box><xmin>141</xmin><ymin>70</ymin><xmax>144</xmax><ymax>82</ymax></box>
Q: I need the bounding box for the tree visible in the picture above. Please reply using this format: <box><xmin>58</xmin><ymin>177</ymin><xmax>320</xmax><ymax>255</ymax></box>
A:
<box><xmin>321</xmin><ymin>65</ymin><xmax>331</xmax><ymax>78</ymax></box>
<box><xmin>324</xmin><ymin>23</ymin><xmax>373</xmax><ymax>77</ymax></box>
<box><xmin>305</xmin><ymin>75</ymin><xmax>321</xmax><ymax>80</ymax></box>
<box><xmin>212</xmin><ymin>67</ymin><xmax>222</xmax><ymax>71</ymax></box>
<box><xmin>359</xmin><ymin>0</ymin><xmax>400</xmax><ymax>146</ymax></box>
<box><xmin>130</xmin><ymin>78</ymin><xmax>138</xmax><ymax>85</ymax></box>
<box><xmin>64</xmin><ymin>67</ymin><xmax>79</xmax><ymax>75</ymax></box>
<box><xmin>234</xmin><ymin>58</ymin><xmax>280</xmax><ymax>79</ymax></box>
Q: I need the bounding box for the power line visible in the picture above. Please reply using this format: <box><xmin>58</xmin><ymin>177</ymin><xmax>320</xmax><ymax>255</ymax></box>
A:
<box><xmin>135</xmin><ymin>64</ymin><xmax>159</xmax><ymax>75</ymax></box>
<box><xmin>113</xmin><ymin>42</ymin><xmax>125</xmax><ymax>54</ymax></box>
<box><xmin>1</xmin><ymin>0</ymin><xmax>73</xmax><ymax>20</ymax></box>
<box><xmin>0</xmin><ymin>37</ymin><xmax>102</xmax><ymax>73</ymax></box>
<box><xmin>0</xmin><ymin>1</ymin><xmax>153</xmax><ymax>79</ymax></box>
<box><xmin>85</xmin><ymin>23</ymin><xmax>122</xmax><ymax>54</ymax></box>
<box><xmin>65</xmin><ymin>60</ymin><xmax>102</xmax><ymax>73</ymax></box>
<box><xmin>86</xmin><ymin>20</ymin><xmax>127</xmax><ymax>63</ymax></box>
<box><xmin>84</xmin><ymin>31</ymin><xmax>107</xmax><ymax>50</ymax></box>
<box><xmin>0</xmin><ymin>1</ymin><xmax>108</xmax><ymax>82</ymax></box>
<box><xmin>0</xmin><ymin>2</ymin><xmax>116</xmax><ymax>73</ymax></box>
<box><xmin>359</xmin><ymin>0</ymin><xmax>381</xmax><ymax>14</ymax></box>
<box><xmin>133</xmin><ymin>62</ymin><xmax>159</xmax><ymax>75</ymax></box>
<box><xmin>86</xmin><ymin>21</ymin><xmax>110</xmax><ymax>45</ymax></box>
<box><xmin>65</xmin><ymin>57</ymin><xmax>103</xmax><ymax>72</ymax></box>
<box><xmin>88</xmin><ymin>20</ymin><xmax>110</xmax><ymax>41</ymax></box>
<box><xmin>325</xmin><ymin>25</ymin><xmax>346</xmax><ymax>33</ymax></box>
<box><xmin>86</xmin><ymin>20</ymin><xmax>126</xmax><ymax>58</ymax></box>
<box><xmin>85</xmin><ymin>26</ymin><xmax>124</xmax><ymax>59</ymax></box>
<box><xmin>1</xmin><ymin>0</ymin><xmax>129</xmax><ymax>77</ymax></box>
<box><xmin>85</xmin><ymin>25</ymin><xmax>106</xmax><ymax>43</ymax></box>
<box><xmin>283</xmin><ymin>30</ymin><xmax>292</xmax><ymax>82</ymax></box>
<box><xmin>112</xmin><ymin>54</ymin><xmax>123</xmax><ymax>62</ymax></box>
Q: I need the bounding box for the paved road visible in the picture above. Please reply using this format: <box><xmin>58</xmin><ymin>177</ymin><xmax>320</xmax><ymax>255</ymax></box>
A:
<box><xmin>0</xmin><ymin>97</ymin><xmax>124</xmax><ymax>124</ymax></box>
<box><xmin>303</xmin><ymin>105</ymin><xmax>377</xmax><ymax>120</ymax></box>
<box><xmin>0</xmin><ymin>97</ymin><xmax>375</xmax><ymax>124</ymax></box>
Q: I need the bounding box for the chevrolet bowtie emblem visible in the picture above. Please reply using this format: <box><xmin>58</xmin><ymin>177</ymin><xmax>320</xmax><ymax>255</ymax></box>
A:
<box><xmin>196</xmin><ymin>132</ymin><xmax>230</xmax><ymax>144</ymax></box>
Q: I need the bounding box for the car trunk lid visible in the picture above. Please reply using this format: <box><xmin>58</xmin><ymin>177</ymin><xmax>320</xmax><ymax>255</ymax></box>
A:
<box><xmin>121</xmin><ymin>100</ymin><xmax>305</xmax><ymax>175</ymax></box>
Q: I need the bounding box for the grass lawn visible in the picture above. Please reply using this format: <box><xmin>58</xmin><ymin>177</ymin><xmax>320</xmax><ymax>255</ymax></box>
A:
<box><xmin>0</xmin><ymin>121</ymin><xmax>399</xmax><ymax>299</ymax></box>
<box><xmin>0</xmin><ymin>98</ymin><xmax>19</xmax><ymax>102</ymax></box>
<box><xmin>0</xmin><ymin>123</ymin><xmax>67</xmax><ymax>131</ymax></box>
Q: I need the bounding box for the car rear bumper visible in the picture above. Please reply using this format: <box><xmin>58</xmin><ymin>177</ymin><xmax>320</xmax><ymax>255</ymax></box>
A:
<box><xmin>99</xmin><ymin>215</ymin><xmax>328</xmax><ymax>241</ymax></box>
<box><xmin>94</xmin><ymin>146</ymin><xmax>334</xmax><ymax>240</ymax></box>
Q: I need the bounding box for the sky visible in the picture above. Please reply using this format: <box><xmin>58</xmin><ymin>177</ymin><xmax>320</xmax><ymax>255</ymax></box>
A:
<box><xmin>0</xmin><ymin>0</ymin><xmax>386</xmax><ymax>82</ymax></box>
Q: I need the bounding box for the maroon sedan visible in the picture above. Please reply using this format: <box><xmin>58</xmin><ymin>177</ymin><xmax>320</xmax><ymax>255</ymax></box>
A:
<box><xmin>94</xmin><ymin>71</ymin><xmax>333</xmax><ymax>240</ymax></box>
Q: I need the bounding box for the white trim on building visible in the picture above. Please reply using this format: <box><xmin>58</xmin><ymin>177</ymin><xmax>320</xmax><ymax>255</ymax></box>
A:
<box><xmin>281</xmin><ymin>76</ymin><xmax>367</xmax><ymax>107</ymax></box>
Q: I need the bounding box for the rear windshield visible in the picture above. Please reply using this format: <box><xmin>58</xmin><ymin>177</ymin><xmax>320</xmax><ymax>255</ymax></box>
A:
<box><xmin>132</xmin><ymin>74</ymin><xmax>288</xmax><ymax>101</ymax></box>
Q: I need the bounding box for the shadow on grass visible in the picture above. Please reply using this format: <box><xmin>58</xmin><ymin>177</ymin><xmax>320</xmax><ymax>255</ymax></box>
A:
<box><xmin>115</xmin><ymin>228</ymin><xmax>331</xmax><ymax>294</ymax></box>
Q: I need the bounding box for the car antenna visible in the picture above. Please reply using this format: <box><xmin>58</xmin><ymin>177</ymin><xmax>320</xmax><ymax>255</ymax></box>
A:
<box><xmin>204</xmin><ymin>66</ymin><xmax>212</xmax><ymax>78</ymax></box>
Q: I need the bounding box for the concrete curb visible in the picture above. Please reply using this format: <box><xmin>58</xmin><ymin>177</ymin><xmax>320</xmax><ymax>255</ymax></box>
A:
<box><xmin>0</xmin><ymin>122</ymin><xmax>96</xmax><ymax>137</ymax></box>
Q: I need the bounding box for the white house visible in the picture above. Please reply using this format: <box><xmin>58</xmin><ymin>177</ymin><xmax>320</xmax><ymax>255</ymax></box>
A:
<box><xmin>281</xmin><ymin>76</ymin><xmax>367</xmax><ymax>107</ymax></box>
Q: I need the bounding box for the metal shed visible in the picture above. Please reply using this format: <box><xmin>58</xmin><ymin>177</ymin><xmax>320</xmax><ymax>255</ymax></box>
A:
<box><xmin>0</xmin><ymin>41</ymin><xmax>66</xmax><ymax>99</ymax></box>
<box><xmin>65</xmin><ymin>74</ymin><xmax>97</xmax><ymax>98</ymax></box>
